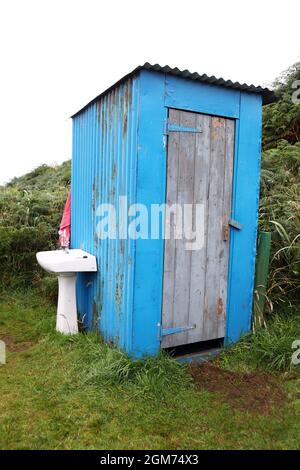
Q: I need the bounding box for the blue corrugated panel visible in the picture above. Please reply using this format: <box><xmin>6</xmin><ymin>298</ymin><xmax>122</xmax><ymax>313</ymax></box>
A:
<box><xmin>71</xmin><ymin>76</ymin><xmax>140</xmax><ymax>353</ymax></box>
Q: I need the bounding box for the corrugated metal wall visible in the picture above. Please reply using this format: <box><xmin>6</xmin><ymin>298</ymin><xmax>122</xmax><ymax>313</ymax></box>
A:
<box><xmin>71</xmin><ymin>76</ymin><xmax>140</xmax><ymax>352</ymax></box>
<box><xmin>71</xmin><ymin>68</ymin><xmax>263</xmax><ymax>358</ymax></box>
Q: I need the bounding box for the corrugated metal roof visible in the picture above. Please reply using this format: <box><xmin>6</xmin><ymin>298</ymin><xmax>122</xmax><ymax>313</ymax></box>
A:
<box><xmin>71</xmin><ymin>62</ymin><xmax>276</xmax><ymax>117</ymax></box>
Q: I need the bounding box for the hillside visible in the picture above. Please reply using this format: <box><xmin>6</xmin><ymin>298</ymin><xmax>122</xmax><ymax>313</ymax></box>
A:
<box><xmin>0</xmin><ymin>160</ymin><xmax>70</xmax><ymax>286</ymax></box>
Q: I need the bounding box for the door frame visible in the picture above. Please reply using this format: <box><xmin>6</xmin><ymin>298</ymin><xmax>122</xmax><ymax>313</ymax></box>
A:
<box><xmin>160</xmin><ymin>107</ymin><xmax>236</xmax><ymax>348</ymax></box>
<box><xmin>132</xmin><ymin>69</ymin><xmax>262</xmax><ymax>357</ymax></box>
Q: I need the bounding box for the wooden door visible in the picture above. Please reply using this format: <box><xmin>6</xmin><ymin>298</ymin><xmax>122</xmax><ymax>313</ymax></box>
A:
<box><xmin>161</xmin><ymin>109</ymin><xmax>235</xmax><ymax>348</ymax></box>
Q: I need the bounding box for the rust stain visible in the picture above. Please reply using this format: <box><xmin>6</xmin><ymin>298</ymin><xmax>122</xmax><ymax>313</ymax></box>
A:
<box><xmin>96</xmin><ymin>99</ymin><xmax>101</xmax><ymax>122</ymax></box>
<box><xmin>112</xmin><ymin>162</ymin><xmax>116</xmax><ymax>180</ymax></box>
<box><xmin>216</xmin><ymin>298</ymin><xmax>224</xmax><ymax>316</ymax></box>
<box><xmin>98</xmin><ymin>279</ymin><xmax>104</xmax><ymax>322</ymax></box>
<box><xmin>211</xmin><ymin>116</ymin><xmax>226</xmax><ymax>140</ymax></box>
<box><xmin>107</xmin><ymin>162</ymin><xmax>116</xmax><ymax>200</ymax></box>
<box><xmin>92</xmin><ymin>180</ymin><xmax>100</xmax><ymax>248</ymax></box>
<box><xmin>92</xmin><ymin>181</ymin><xmax>99</xmax><ymax>212</ymax></box>
<box><xmin>91</xmin><ymin>301</ymin><xmax>98</xmax><ymax>331</ymax></box>
<box><xmin>222</xmin><ymin>213</ymin><xmax>229</xmax><ymax>242</ymax></box>
<box><xmin>125</xmin><ymin>78</ymin><xmax>132</xmax><ymax>105</ymax></box>
<box><xmin>108</xmin><ymin>91</ymin><xmax>113</xmax><ymax>126</ymax></box>
<box><xmin>123</xmin><ymin>112</ymin><xmax>128</xmax><ymax>135</ymax></box>
<box><xmin>213</xmin><ymin>117</ymin><xmax>225</xmax><ymax>128</ymax></box>
<box><xmin>92</xmin><ymin>279</ymin><xmax>104</xmax><ymax>333</ymax></box>
<box><xmin>115</xmin><ymin>271</ymin><xmax>124</xmax><ymax>313</ymax></box>
<box><xmin>101</xmin><ymin>107</ymin><xmax>106</xmax><ymax>134</ymax></box>
<box><xmin>123</xmin><ymin>79</ymin><xmax>132</xmax><ymax>136</ymax></box>
<box><xmin>223</xmin><ymin>224</ymin><xmax>229</xmax><ymax>241</ymax></box>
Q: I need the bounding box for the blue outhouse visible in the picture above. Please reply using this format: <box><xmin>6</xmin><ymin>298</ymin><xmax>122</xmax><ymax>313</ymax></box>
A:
<box><xmin>71</xmin><ymin>63</ymin><xmax>274</xmax><ymax>358</ymax></box>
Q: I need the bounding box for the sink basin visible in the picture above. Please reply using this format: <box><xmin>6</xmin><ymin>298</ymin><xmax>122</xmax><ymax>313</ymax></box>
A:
<box><xmin>36</xmin><ymin>249</ymin><xmax>97</xmax><ymax>335</ymax></box>
<box><xmin>36</xmin><ymin>249</ymin><xmax>97</xmax><ymax>274</ymax></box>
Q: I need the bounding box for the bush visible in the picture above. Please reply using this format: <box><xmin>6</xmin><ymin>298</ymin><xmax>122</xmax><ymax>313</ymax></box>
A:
<box><xmin>259</xmin><ymin>63</ymin><xmax>300</xmax><ymax>312</ymax></box>
<box><xmin>36</xmin><ymin>275</ymin><xmax>58</xmax><ymax>305</ymax></box>
<box><xmin>0</xmin><ymin>161</ymin><xmax>70</xmax><ymax>287</ymax></box>
<box><xmin>259</xmin><ymin>141</ymin><xmax>300</xmax><ymax>309</ymax></box>
<box><xmin>262</xmin><ymin>62</ymin><xmax>300</xmax><ymax>149</ymax></box>
<box><xmin>0</xmin><ymin>226</ymin><xmax>56</xmax><ymax>286</ymax></box>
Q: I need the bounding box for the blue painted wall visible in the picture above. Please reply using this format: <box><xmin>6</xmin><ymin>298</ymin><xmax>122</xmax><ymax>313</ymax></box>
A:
<box><xmin>131</xmin><ymin>71</ymin><xmax>167</xmax><ymax>357</ymax></box>
<box><xmin>226</xmin><ymin>92</ymin><xmax>263</xmax><ymax>343</ymax></box>
<box><xmin>72</xmin><ymin>76</ymin><xmax>140</xmax><ymax>353</ymax></box>
<box><xmin>71</xmin><ymin>69</ymin><xmax>263</xmax><ymax>357</ymax></box>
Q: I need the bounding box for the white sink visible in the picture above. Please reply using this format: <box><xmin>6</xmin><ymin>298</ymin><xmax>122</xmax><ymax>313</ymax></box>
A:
<box><xmin>36</xmin><ymin>249</ymin><xmax>97</xmax><ymax>274</ymax></box>
<box><xmin>36</xmin><ymin>249</ymin><xmax>97</xmax><ymax>335</ymax></box>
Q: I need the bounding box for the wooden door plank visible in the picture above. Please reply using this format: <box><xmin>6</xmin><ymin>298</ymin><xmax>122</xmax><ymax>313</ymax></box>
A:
<box><xmin>202</xmin><ymin>117</ymin><xmax>226</xmax><ymax>341</ymax></box>
<box><xmin>187</xmin><ymin>113</ymin><xmax>211</xmax><ymax>343</ymax></box>
<box><xmin>161</xmin><ymin>109</ymin><xmax>180</xmax><ymax>347</ymax></box>
<box><xmin>165</xmin><ymin>110</ymin><xmax>196</xmax><ymax>347</ymax></box>
<box><xmin>217</xmin><ymin>119</ymin><xmax>235</xmax><ymax>338</ymax></box>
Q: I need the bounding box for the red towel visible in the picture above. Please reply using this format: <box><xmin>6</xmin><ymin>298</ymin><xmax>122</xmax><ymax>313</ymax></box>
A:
<box><xmin>59</xmin><ymin>192</ymin><xmax>71</xmax><ymax>248</ymax></box>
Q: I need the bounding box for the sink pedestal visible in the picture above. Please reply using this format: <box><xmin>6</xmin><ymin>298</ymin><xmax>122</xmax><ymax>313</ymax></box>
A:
<box><xmin>36</xmin><ymin>249</ymin><xmax>97</xmax><ymax>335</ymax></box>
<box><xmin>57</xmin><ymin>274</ymin><xmax>78</xmax><ymax>335</ymax></box>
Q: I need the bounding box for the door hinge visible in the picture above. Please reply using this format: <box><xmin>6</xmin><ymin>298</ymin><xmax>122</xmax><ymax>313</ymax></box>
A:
<box><xmin>223</xmin><ymin>223</ymin><xmax>229</xmax><ymax>241</ymax></box>
<box><xmin>223</xmin><ymin>218</ymin><xmax>243</xmax><ymax>241</ymax></box>
<box><xmin>228</xmin><ymin>218</ymin><xmax>243</xmax><ymax>230</ymax></box>
<box><xmin>160</xmin><ymin>324</ymin><xmax>196</xmax><ymax>338</ymax></box>
<box><xmin>166</xmin><ymin>121</ymin><xmax>203</xmax><ymax>135</ymax></box>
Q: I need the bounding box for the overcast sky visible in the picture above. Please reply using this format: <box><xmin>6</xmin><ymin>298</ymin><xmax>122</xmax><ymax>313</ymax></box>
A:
<box><xmin>0</xmin><ymin>0</ymin><xmax>299</xmax><ymax>184</ymax></box>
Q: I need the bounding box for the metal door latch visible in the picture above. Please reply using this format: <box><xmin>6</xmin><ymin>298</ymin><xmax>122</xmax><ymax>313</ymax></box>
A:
<box><xmin>166</xmin><ymin>120</ymin><xmax>203</xmax><ymax>135</ymax></box>
<box><xmin>223</xmin><ymin>218</ymin><xmax>243</xmax><ymax>241</ymax></box>
<box><xmin>229</xmin><ymin>218</ymin><xmax>243</xmax><ymax>230</ymax></box>
<box><xmin>159</xmin><ymin>324</ymin><xmax>196</xmax><ymax>338</ymax></box>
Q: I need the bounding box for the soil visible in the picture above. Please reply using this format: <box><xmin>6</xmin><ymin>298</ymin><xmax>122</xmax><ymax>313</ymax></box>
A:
<box><xmin>188</xmin><ymin>362</ymin><xmax>286</xmax><ymax>414</ymax></box>
<box><xmin>0</xmin><ymin>335</ymin><xmax>34</xmax><ymax>353</ymax></box>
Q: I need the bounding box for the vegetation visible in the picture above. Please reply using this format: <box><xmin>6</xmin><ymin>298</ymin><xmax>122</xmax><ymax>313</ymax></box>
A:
<box><xmin>262</xmin><ymin>62</ymin><xmax>300</xmax><ymax>149</ymax></box>
<box><xmin>0</xmin><ymin>161</ymin><xmax>70</xmax><ymax>286</ymax></box>
<box><xmin>0</xmin><ymin>65</ymin><xmax>298</xmax><ymax>313</ymax></box>
<box><xmin>0</xmin><ymin>290</ymin><xmax>299</xmax><ymax>450</ymax></box>
<box><xmin>259</xmin><ymin>142</ymin><xmax>300</xmax><ymax>310</ymax></box>
<box><xmin>259</xmin><ymin>63</ymin><xmax>300</xmax><ymax>313</ymax></box>
<box><xmin>220</xmin><ymin>311</ymin><xmax>300</xmax><ymax>373</ymax></box>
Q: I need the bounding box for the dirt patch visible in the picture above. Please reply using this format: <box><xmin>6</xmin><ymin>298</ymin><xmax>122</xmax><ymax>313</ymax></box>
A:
<box><xmin>0</xmin><ymin>335</ymin><xmax>34</xmax><ymax>353</ymax></box>
<box><xmin>189</xmin><ymin>362</ymin><xmax>286</xmax><ymax>414</ymax></box>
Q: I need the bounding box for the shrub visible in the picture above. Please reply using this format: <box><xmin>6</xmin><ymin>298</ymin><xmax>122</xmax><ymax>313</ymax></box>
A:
<box><xmin>259</xmin><ymin>141</ymin><xmax>300</xmax><ymax>309</ymax></box>
<box><xmin>0</xmin><ymin>226</ymin><xmax>56</xmax><ymax>284</ymax></box>
<box><xmin>0</xmin><ymin>161</ymin><xmax>70</xmax><ymax>287</ymax></box>
<box><xmin>36</xmin><ymin>275</ymin><xmax>58</xmax><ymax>305</ymax></box>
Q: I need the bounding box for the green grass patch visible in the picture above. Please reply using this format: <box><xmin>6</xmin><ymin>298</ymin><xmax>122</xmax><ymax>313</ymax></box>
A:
<box><xmin>219</xmin><ymin>312</ymin><xmax>300</xmax><ymax>373</ymax></box>
<box><xmin>0</xmin><ymin>289</ymin><xmax>300</xmax><ymax>450</ymax></box>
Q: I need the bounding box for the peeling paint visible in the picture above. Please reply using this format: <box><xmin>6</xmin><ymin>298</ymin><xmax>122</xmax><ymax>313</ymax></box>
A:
<box><xmin>72</xmin><ymin>76</ymin><xmax>139</xmax><ymax>349</ymax></box>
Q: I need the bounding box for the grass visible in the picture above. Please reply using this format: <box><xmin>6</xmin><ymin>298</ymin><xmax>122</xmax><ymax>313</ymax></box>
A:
<box><xmin>219</xmin><ymin>310</ymin><xmax>300</xmax><ymax>373</ymax></box>
<box><xmin>0</xmin><ymin>289</ymin><xmax>300</xmax><ymax>450</ymax></box>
